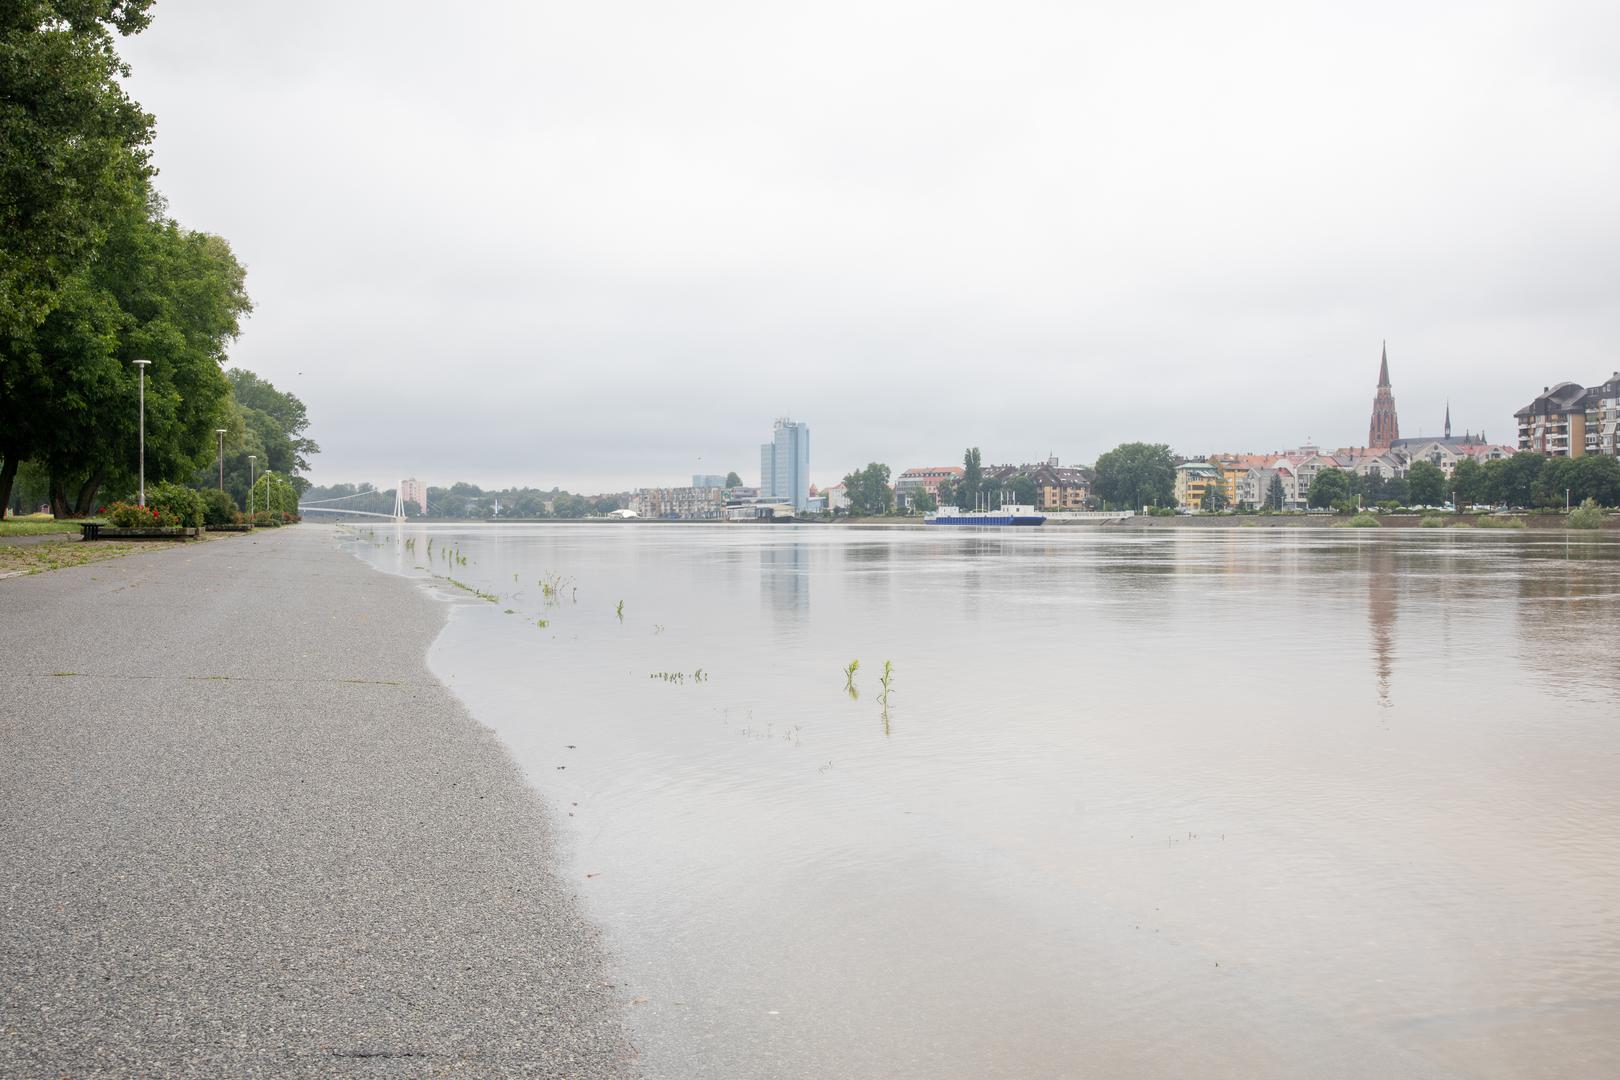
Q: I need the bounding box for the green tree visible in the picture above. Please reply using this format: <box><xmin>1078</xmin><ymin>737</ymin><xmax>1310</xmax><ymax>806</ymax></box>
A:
<box><xmin>841</xmin><ymin>462</ymin><xmax>893</xmax><ymax>516</ymax></box>
<box><xmin>1486</xmin><ymin>452</ymin><xmax>1543</xmax><ymax>508</ymax></box>
<box><xmin>1406</xmin><ymin>460</ymin><xmax>1446</xmax><ymax>506</ymax></box>
<box><xmin>1307</xmin><ymin>467</ymin><xmax>1349</xmax><ymax>509</ymax></box>
<box><xmin>1532</xmin><ymin>454</ymin><xmax>1582</xmax><ymax>508</ymax></box>
<box><xmin>3</xmin><ymin>191</ymin><xmax>252</xmax><ymax>516</ymax></box>
<box><xmin>1</xmin><ymin>1</ymin><xmax>155</xmax><ymax>339</ymax></box>
<box><xmin>960</xmin><ymin>447</ymin><xmax>983</xmax><ymax>510</ymax></box>
<box><xmin>724</xmin><ymin>471</ymin><xmax>742</xmax><ymax>488</ymax></box>
<box><xmin>1093</xmin><ymin>442</ymin><xmax>1176</xmax><ymax>510</ymax></box>
<box><xmin>1266</xmin><ymin>474</ymin><xmax>1286</xmax><ymax>510</ymax></box>
<box><xmin>1449</xmin><ymin>457</ymin><xmax>1486</xmax><ymax>508</ymax></box>
<box><xmin>910</xmin><ymin>490</ymin><xmax>937</xmax><ymax>514</ymax></box>
<box><xmin>935</xmin><ymin>475</ymin><xmax>957</xmax><ymax>508</ymax></box>
<box><xmin>1202</xmin><ymin>479</ymin><xmax>1229</xmax><ymax>512</ymax></box>
<box><xmin>1574</xmin><ymin>454</ymin><xmax>1620</xmax><ymax>507</ymax></box>
<box><xmin>1008</xmin><ymin>474</ymin><xmax>1037</xmax><ymax>506</ymax></box>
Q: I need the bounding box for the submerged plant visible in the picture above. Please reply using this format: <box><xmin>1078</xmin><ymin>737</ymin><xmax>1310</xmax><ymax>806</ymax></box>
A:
<box><xmin>615</xmin><ymin>599</ymin><xmax>625</xmax><ymax>622</ymax></box>
<box><xmin>879</xmin><ymin>660</ymin><xmax>894</xmax><ymax>695</ymax></box>
<box><xmin>844</xmin><ymin>659</ymin><xmax>859</xmax><ymax>688</ymax></box>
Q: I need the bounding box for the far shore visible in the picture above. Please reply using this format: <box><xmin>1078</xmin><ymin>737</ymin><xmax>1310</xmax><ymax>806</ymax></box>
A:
<box><xmin>332</xmin><ymin>513</ymin><xmax>1617</xmax><ymax>531</ymax></box>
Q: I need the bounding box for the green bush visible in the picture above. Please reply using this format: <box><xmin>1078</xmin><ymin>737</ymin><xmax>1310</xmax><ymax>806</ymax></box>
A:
<box><xmin>1476</xmin><ymin>515</ymin><xmax>1527</xmax><ymax>529</ymax></box>
<box><xmin>107</xmin><ymin>501</ymin><xmax>175</xmax><ymax>528</ymax></box>
<box><xmin>1147</xmin><ymin>506</ymin><xmax>1177</xmax><ymax>517</ymax></box>
<box><xmin>1419</xmin><ymin>514</ymin><xmax>1448</xmax><ymax>528</ymax></box>
<box><xmin>1340</xmin><ymin>512</ymin><xmax>1381</xmax><ymax>528</ymax></box>
<box><xmin>146</xmin><ymin>482</ymin><xmax>205</xmax><ymax>528</ymax></box>
<box><xmin>201</xmin><ymin>488</ymin><xmax>239</xmax><ymax>526</ymax></box>
<box><xmin>1569</xmin><ymin>498</ymin><xmax>1605</xmax><ymax>530</ymax></box>
<box><xmin>252</xmin><ymin>510</ymin><xmax>279</xmax><ymax>527</ymax></box>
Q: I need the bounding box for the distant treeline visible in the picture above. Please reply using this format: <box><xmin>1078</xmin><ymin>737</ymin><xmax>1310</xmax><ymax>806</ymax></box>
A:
<box><xmin>303</xmin><ymin>482</ymin><xmax>623</xmax><ymax>520</ymax></box>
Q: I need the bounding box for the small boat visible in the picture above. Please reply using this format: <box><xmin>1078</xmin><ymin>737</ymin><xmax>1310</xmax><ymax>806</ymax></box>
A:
<box><xmin>924</xmin><ymin>504</ymin><xmax>1046</xmax><ymax>527</ymax></box>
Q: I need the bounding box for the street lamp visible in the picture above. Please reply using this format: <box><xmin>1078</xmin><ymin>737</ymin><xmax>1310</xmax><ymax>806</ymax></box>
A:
<box><xmin>249</xmin><ymin>455</ymin><xmax>257</xmax><ymax>518</ymax></box>
<box><xmin>133</xmin><ymin>359</ymin><xmax>151</xmax><ymax>505</ymax></box>
<box><xmin>215</xmin><ymin>429</ymin><xmax>227</xmax><ymax>491</ymax></box>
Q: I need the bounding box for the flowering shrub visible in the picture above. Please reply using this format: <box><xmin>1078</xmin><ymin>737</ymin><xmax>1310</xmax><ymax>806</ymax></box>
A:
<box><xmin>146</xmin><ymin>482</ymin><xmax>206</xmax><ymax>528</ymax></box>
<box><xmin>107</xmin><ymin>501</ymin><xmax>179</xmax><ymax>528</ymax></box>
<box><xmin>252</xmin><ymin>510</ymin><xmax>279</xmax><ymax>527</ymax></box>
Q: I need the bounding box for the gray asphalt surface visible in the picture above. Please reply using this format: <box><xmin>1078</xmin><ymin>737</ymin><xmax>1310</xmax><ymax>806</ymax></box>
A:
<box><xmin>1</xmin><ymin>526</ymin><xmax>635</xmax><ymax>1078</ymax></box>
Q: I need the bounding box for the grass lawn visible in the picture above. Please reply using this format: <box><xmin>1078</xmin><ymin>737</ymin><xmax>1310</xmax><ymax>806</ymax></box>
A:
<box><xmin>0</xmin><ymin>540</ymin><xmax>136</xmax><ymax>577</ymax></box>
<box><xmin>0</xmin><ymin>514</ymin><xmax>92</xmax><ymax>537</ymax></box>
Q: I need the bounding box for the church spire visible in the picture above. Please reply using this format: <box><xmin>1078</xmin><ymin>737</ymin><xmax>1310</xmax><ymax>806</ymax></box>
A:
<box><xmin>1444</xmin><ymin>399</ymin><xmax>1451</xmax><ymax>439</ymax></box>
<box><xmin>1368</xmin><ymin>341</ymin><xmax>1400</xmax><ymax>450</ymax></box>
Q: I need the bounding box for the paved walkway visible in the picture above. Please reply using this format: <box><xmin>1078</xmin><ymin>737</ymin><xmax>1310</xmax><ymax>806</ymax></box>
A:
<box><xmin>1</xmin><ymin>526</ymin><xmax>633</xmax><ymax>1078</ymax></box>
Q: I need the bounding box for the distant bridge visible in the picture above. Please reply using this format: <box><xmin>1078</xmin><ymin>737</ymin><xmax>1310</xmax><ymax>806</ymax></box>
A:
<box><xmin>298</xmin><ymin>484</ymin><xmax>413</xmax><ymax>522</ymax></box>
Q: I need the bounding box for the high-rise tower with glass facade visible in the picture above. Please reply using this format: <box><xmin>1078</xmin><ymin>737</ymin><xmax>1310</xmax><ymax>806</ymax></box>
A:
<box><xmin>759</xmin><ymin>418</ymin><xmax>810</xmax><ymax>511</ymax></box>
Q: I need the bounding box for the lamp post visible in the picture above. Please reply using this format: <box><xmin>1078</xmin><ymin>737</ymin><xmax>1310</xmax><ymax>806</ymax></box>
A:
<box><xmin>133</xmin><ymin>359</ymin><xmax>151</xmax><ymax>505</ymax></box>
<box><xmin>249</xmin><ymin>455</ymin><xmax>257</xmax><ymax>518</ymax></box>
<box><xmin>215</xmin><ymin>429</ymin><xmax>227</xmax><ymax>491</ymax></box>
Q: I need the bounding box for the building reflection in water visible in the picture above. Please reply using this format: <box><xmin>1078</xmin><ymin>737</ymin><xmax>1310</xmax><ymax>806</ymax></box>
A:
<box><xmin>1366</xmin><ymin>541</ymin><xmax>1398</xmax><ymax>709</ymax></box>
<box><xmin>1515</xmin><ymin>536</ymin><xmax>1620</xmax><ymax>698</ymax></box>
<box><xmin>759</xmin><ymin>540</ymin><xmax>810</xmax><ymax>619</ymax></box>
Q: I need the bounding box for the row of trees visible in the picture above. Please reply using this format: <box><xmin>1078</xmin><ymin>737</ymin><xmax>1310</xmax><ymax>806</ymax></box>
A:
<box><xmin>1307</xmin><ymin>453</ymin><xmax>1620</xmax><ymax>510</ymax></box>
<box><xmin>300</xmin><ymin>481</ymin><xmax>623</xmax><ymax>520</ymax></box>
<box><xmin>1</xmin><ymin>4</ymin><xmax>305</xmax><ymax>517</ymax></box>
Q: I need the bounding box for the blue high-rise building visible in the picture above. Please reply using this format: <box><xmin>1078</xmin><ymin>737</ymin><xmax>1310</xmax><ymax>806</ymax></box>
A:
<box><xmin>759</xmin><ymin>418</ymin><xmax>810</xmax><ymax>511</ymax></box>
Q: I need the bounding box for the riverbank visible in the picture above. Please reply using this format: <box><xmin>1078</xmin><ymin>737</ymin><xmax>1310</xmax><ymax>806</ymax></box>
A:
<box><xmin>0</xmin><ymin>525</ymin><xmax>632</xmax><ymax>1078</ymax></box>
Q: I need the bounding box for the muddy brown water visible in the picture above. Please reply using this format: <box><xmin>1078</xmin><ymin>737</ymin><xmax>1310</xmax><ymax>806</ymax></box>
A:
<box><xmin>344</xmin><ymin>524</ymin><xmax>1620</xmax><ymax>1079</ymax></box>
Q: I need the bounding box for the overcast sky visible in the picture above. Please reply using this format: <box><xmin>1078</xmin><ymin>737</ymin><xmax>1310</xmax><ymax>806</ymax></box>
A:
<box><xmin>122</xmin><ymin>1</ymin><xmax>1620</xmax><ymax>492</ymax></box>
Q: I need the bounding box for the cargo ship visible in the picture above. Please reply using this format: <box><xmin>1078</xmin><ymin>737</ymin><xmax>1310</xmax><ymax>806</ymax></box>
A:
<box><xmin>924</xmin><ymin>504</ymin><xmax>1046</xmax><ymax>527</ymax></box>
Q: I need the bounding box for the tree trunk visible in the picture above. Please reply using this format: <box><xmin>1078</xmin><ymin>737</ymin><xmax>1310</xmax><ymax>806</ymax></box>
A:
<box><xmin>49</xmin><ymin>476</ymin><xmax>72</xmax><ymax>519</ymax></box>
<box><xmin>0</xmin><ymin>454</ymin><xmax>17</xmax><ymax>519</ymax></box>
<box><xmin>73</xmin><ymin>466</ymin><xmax>106</xmax><ymax>517</ymax></box>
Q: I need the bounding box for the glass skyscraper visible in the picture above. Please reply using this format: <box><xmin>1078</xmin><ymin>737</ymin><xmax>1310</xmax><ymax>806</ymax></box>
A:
<box><xmin>759</xmin><ymin>418</ymin><xmax>810</xmax><ymax>511</ymax></box>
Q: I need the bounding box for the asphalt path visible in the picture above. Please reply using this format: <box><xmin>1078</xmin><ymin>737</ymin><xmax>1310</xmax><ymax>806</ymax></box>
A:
<box><xmin>1</xmin><ymin>525</ymin><xmax>634</xmax><ymax>1078</ymax></box>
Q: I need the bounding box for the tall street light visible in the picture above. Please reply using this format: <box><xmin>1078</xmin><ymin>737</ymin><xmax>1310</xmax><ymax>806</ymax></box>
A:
<box><xmin>132</xmin><ymin>359</ymin><xmax>151</xmax><ymax>506</ymax></box>
<box><xmin>249</xmin><ymin>454</ymin><xmax>257</xmax><ymax>518</ymax></box>
<box><xmin>215</xmin><ymin>429</ymin><xmax>227</xmax><ymax>491</ymax></box>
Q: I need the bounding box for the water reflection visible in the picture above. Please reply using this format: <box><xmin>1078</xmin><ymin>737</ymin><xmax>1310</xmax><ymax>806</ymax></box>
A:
<box><xmin>759</xmin><ymin>539</ymin><xmax>810</xmax><ymax>619</ymax></box>
<box><xmin>340</xmin><ymin>524</ymin><xmax>1620</xmax><ymax>1080</ymax></box>
<box><xmin>1366</xmin><ymin>541</ymin><xmax>1397</xmax><ymax>709</ymax></box>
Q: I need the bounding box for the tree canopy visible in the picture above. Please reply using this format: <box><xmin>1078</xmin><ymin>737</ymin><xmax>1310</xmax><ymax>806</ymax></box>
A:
<box><xmin>841</xmin><ymin>462</ymin><xmax>893</xmax><ymax>516</ymax></box>
<box><xmin>1</xmin><ymin>1</ymin><xmax>155</xmax><ymax>338</ymax></box>
<box><xmin>1406</xmin><ymin>460</ymin><xmax>1446</xmax><ymax>506</ymax></box>
<box><xmin>0</xmin><ymin>3</ymin><xmax>299</xmax><ymax>518</ymax></box>
<box><xmin>1093</xmin><ymin>442</ymin><xmax>1175</xmax><ymax>510</ymax></box>
<box><xmin>1307</xmin><ymin>467</ymin><xmax>1349</xmax><ymax>509</ymax></box>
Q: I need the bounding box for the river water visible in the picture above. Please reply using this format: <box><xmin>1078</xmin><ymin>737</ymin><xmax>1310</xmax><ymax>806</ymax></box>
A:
<box><xmin>341</xmin><ymin>523</ymin><xmax>1620</xmax><ymax>1079</ymax></box>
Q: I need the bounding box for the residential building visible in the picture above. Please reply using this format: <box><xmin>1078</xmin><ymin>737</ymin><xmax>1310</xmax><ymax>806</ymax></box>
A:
<box><xmin>824</xmin><ymin>483</ymin><xmax>849</xmax><ymax>512</ymax></box>
<box><xmin>894</xmin><ymin>466</ymin><xmax>963</xmax><ymax>500</ymax></box>
<box><xmin>759</xmin><ymin>418</ymin><xmax>811</xmax><ymax>511</ymax></box>
<box><xmin>1516</xmin><ymin>382</ymin><xmax>1590</xmax><ymax>457</ymax></box>
<box><xmin>1174</xmin><ymin>461</ymin><xmax>1223</xmax><ymax>509</ymax></box>
<box><xmin>980</xmin><ymin>460</ymin><xmax>1093</xmax><ymax>511</ymax></box>
<box><xmin>1584</xmin><ymin>372</ymin><xmax>1620</xmax><ymax>457</ymax></box>
<box><xmin>399</xmin><ymin>477</ymin><xmax>429</xmax><ymax>515</ymax></box>
<box><xmin>630</xmin><ymin>486</ymin><xmax>726</xmax><ymax>520</ymax></box>
<box><xmin>1237</xmin><ymin>466</ymin><xmax>1300</xmax><ymax>509</ymax></box>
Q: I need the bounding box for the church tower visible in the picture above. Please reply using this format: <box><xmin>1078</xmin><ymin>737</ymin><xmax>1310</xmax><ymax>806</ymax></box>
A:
<box><xmin>1368</xmin><ymin>343</ymin><xmax>1400</xmax><ymax>450</ymax></box>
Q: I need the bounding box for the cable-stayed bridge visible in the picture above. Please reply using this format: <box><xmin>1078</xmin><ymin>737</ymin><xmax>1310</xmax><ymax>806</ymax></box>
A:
<box><xmin>298</xmin><ymin>485</ymin><xmax>411</xmax><ymax>521</ymax></box>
